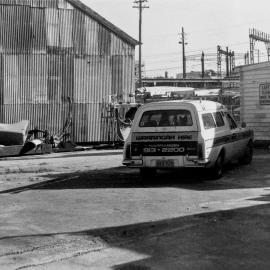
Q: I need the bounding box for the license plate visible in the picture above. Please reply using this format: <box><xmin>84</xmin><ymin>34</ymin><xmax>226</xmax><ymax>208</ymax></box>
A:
<box><xmin>156</xmin><ymin>159</ymin><xmax>175</xmax><ymax>167</ymax></box>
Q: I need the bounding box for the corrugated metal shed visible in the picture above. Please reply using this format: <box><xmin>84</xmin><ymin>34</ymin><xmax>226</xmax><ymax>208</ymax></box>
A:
<box><xmin>236</xmin><ymin>61</ymin><xmax>270</xmax><ymax>142</ymax></box>
<box><xmin>0</xmin><ymin>0</ymin><xmax>138</xmax><ymax>143</ymax></box>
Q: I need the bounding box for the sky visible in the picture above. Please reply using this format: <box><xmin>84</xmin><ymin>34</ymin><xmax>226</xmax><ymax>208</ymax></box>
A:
<box><xmin>81</xmin><ymin>0</ymin><xmax>270</xmax><ymax>77</ymax></box>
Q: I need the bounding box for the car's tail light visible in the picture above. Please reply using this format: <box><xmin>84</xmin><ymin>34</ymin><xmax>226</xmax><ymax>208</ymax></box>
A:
<box><xmin>125</xmin><ymin>144</ymin><xmax>131</xmax><ymax>159</ymax></box>
<box><xmin>197</xmin><ymin>143</ymin><xmax>204</xmax><ymax>159</ymax></box>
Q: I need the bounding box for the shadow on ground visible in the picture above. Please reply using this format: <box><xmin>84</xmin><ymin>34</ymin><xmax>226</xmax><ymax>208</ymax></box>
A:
<box><xmin>0</xmin><ymin>196</ymin><xmax>269</xmax><ymax>270</ymax></box>
<box><xmin>111</xmin><ymin>198</ymin><xmax>270</xmax><ymax>270</ymax></box>
<box><xmin>0</xmin><ymin>157</ymin><xmax>269</xmax><ymax>195</ymax></box>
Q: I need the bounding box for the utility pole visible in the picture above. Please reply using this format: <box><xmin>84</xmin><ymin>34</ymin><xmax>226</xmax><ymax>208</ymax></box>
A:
<box><xmin>217</xmin><ymin>45</ymin><xmax>235</xmax><ymax>78</ymax></box>
<box><xmin>256</xmin><ymin>49</ymin><xmax>260</xmax><ymax>63</ymax></box>
<box><xmin>226</xmin><ymin>47</ymin><xmax>229</xmax><ymax>78</ymax></box>
<box><xmin>201</xmin><ymin>51</ymin><xmax>205</xmax><ymax>78</ymax></box>
<box><xmin>179</xmin><ymin>27</ymin><xmax>187</xmax><ymax>79</ymax></box>
<box><xmin>249</xmin><ymin>28</ymin><xmax>270</xmax><ymax>64</ymax></box>
<box><xmin>133</xmin><ymin>0</ymin><xmax>149</xmax><ymax>88</ymax></box>
<box><xmin>244</xmin><ymin>51</ymin><xmax>249</xmax><ymax>65</ymax></box>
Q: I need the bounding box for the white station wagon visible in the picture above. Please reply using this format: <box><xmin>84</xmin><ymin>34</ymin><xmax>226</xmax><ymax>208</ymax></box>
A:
<box><xmin>123</xmin><ymin>100</ymin><xmax>254</xmax><ymax>179</ymax></box>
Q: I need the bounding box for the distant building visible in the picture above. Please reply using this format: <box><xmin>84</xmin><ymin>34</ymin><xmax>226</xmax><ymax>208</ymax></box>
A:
<box><xmin>0</xmin><ymin>0</ymin><xmax>138</xmax><ymax>143</ymax></box>
<box><xmin>236</xmin><ymin>62</ymin><xmax>270</xmax><ymax>144</ymax></box>
<box><xmin>176</xmin><ymin>70</ymin><xmax>217</xmax><ymax>79</ymax></box>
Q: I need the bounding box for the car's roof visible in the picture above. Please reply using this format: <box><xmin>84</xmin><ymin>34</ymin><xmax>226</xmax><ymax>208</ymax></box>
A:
<box><xmin>141</xmin><ymin>100</ymin><xmax>225</xmax><ymax>112</ymax></box>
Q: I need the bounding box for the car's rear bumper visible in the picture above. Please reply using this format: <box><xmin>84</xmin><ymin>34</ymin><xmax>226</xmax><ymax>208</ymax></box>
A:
<box><xmin>123</xmin><ymin>157</ymin><xmax>210</xmax><ymax>168</ymax></box>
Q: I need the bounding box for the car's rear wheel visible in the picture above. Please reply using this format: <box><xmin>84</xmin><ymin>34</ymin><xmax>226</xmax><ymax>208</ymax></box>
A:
<box><xmin>239</xmin><ymin>141</ymin><xmax>253</xmax><ymax>165</ymax></box>
<box><xmin>140</xmin><ymin>168</ymin><xmax>157</xmax><ymax>181</ymax></box>
<box><xmin>211</xmin><ymin>154</ymin><xmax>224</xmax><ymax>180</ymax></box>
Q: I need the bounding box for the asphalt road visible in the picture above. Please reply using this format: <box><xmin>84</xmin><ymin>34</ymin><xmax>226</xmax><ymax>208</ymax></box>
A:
<box><xmin>0</xmin><ymin>149</ymin><xmax>269</xmax><ymax>269</ymax></box>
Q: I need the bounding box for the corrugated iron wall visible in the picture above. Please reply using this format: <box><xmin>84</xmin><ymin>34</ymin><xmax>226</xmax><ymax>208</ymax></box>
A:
<box><xmin>0</xmin><ymin>0</ymin><xmax>135</xmax><ymax>143</ymax></box>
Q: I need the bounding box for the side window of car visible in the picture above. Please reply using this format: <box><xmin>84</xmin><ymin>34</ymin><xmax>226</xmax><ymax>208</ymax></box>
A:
<box><xmin>202</xmin><ymin>113</ymin><xmax>216</xmax><ymax>129</ymax></box>
<box><xmin>226</xmin><ymin>113</ymin><xmax>237</xmax><ymax>130</ymax></box>
<box><xmin>213</xmin><ymin>112</ymin><xmax>225</xmax><ymax>127</ymax></box>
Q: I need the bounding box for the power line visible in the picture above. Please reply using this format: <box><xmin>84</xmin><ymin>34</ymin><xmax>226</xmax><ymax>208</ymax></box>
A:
<box><xmin>143</xmin><ymin>41</ymin><xmax>250</xmax><ymax>59</ymax></box>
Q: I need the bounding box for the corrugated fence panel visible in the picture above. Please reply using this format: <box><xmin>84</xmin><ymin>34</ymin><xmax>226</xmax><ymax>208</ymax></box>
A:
<box><xmin>1</xmin><ymin>104</ymin><xmax>66</xmax><ymax>134</ymax></box>
<box><xmin>3</xmin><ymin>54</ymin><xmax>19</xmax><ymax>105</ymax></box>
<box><xmin>74</xmin><ymin>57</ymin><xmax>86</xmax><ymax>103</ymax></box>
<box><xmin>110</xmin><ymin>33</ymin><xmax>121</xmax><ymax>56</ymax></box>
<box><xmin>111</xmin><ymin>55</ymin><xmax>123</xmax><ymax>99</ymax></box>
<box><xmin>74</xmin><ymin>56</ymin><xmax>112</xmax><ymax>104</ymax></box>
<box><xmin>72</xmin><ymin>103</ymin><xmax>105</xmax><ymax>142</ymax></box>
<box><xmin>62</xmin><ymin>54</ymin><xmax>74</xmax><ymax>102</ymax></box>
<box><xmin>48</xmin><ymin>54</ymin><xmax>62</xmax><ymax>103</ymax></box>
<box><xmin>0</xmin><ymin>5</ymin><xmax>16</xmax><ymax>53</ymax></box>
<box><xmin>88</xmin><ymin>56</ymin><xmax>101</xmax><ymax>103</ymax></box>
<box><xmin>45</xmin><ymin>8</ymin><xmax>59</xmax><ymax>48</ymax></box>
<box><xmin>18</xmin><ymin>54</ymin><xmax>31</xmax><ymax>104</ymax></box>
<box><xmin>110</xmin><ymin>34</ymin><xmax>134</xmax><ymax>56</ymax></box>
<box><xmin>31</xmin><ymin>54</ymin><xmax>48</xmax><ymax>103</ymax></box>
<box><xmin>72</xmin><ymin>8</ymin><xmax>85</xmax><ymax>55</ymax></box>
<box><xmin>58</xmin><ymin>0</ymin><xmax>73</xmax><ymax>10</ymax></box>
<box><xmin>96</xmin><ymin>55</ymin><xmax>111</xmax><ymax>103</ymax></box>
<box><xmin>15</xmin><ymin>5</ymin><xmax>32</xmax><ymax>52</ymax></box>
<box><xmin>122</xmin><ymin>56</ymin><xmax>133</xmax><ymax>102</ymax></box>
<box><xmin>31</xmin><ymin>7</ymin><xmax>46</xmax><ymax>53</ymax></box>
<box><xmin>97</xmin><ymin>24</ymin><xmax>111</xmax><ymax>55</ymax></box>
<box><xmin>0</xmin><ymin>7</ymin><xmax>3</xmax><ymax>53</ymax></box>
<box><xmin>72</xmin><ymin>103</ymin><xmax>88</xmax><ymax>142</ymax></box>
<box><xmin>85</xmin><ymin>16</ymin><xmax>99</xmax><ymax>55</ymax></box>
<box><xmin>0</xmin><ymin>0</ymin><xmax>17</xmax><ymax>5</ymax></box>
<box><xmin>59</xmin><ymin>9</ymin><xmax>73</xmax><ymax>49</ymax></box>
<box><xmin>2</xmin><ymin>0</ymin><xmax>49</xmax><ymax>7</ymax></box>
<box><xmin>0</xmin><ymin>54</ymin><xmax>3</xmax><ymax>105</ymax></box>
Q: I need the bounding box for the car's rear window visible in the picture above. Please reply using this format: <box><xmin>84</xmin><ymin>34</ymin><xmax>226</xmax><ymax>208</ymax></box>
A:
<box><xmin>139</xmin><ymin>110</ymin><xmax>193</xmax><ymax>127</ymax></box>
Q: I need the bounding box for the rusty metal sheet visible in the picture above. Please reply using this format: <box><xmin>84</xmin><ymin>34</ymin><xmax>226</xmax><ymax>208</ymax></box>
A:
<box><xmin>72</xmin><ymin>103</ymin><xmax>104</xmax><ymax>142</ymax></box>
<box><xmin>0</xmin><ymin>7</ymin><xmax>3</xmax><ymax>53</ymax></box>
<box><xmin>3</xmin><ymin>54</ymin><xmax>19</xmax><ymax>105</ymax></box>
<box><xmin>18</xmin><ymin>54</ymin><xmax>30</xmax><ymax>104</ymax></box>
<box><xmin>59</xmin><ymin>9</ymin><xmax>73</xmax><ymax>49</ymax></box>
<box><xmin>0</xmin><ymin>0</ymin><xmax>57</xmax><ymax>7</ymax></box>
<box><xmin>0</xmin><ymin>0</ymin><xmax>17</xmax><ymax>5</ymax></box>
<box><xmin>45</xmin><ymin>8</ymin><xmax>60</xmax><ymax>48</ymax></box>
<box><xmin>15</xmin><ymin>5</ymin><xmax>32</xmax><ymax>52</ymax></box>
<box><xmin>111</xmin><ymin>55</ymin><xmax>123</xmax><ymax>99</ymax></box>
<box><xmin>47</xmin><ymin>54</ymin><xmax>62</xmax><ymax>102</ymax></box>
<box><xmin>0</xmin><ymin>104</ymin><xmax>65</xmax><ymax>135</ymax></box>
<box><xmin>122</xmin><ymin>55</ymin><xmax>135</xmax><ymax>102</ymax></box>
<box><xmin>74</xmin><ymin>56</ymin><xmax>112</xmax><ymax>104</ymax></box>
<box><xmin>31</xmin><ymin>54</ymin><xmax>48</xmax><ymax>103</ymax></box>
<box><xmin>110</xmin><ymin>34</ymin><xmax>121</xmax><ymax>56</ymax></box>
<box><xmin>31</xmin><ymin>7</ymin><xmax>46</xmax><ymax>53</ymax></box>
<box><xmin>85</xmin><ymin>16</ymin><xmax>98</xmax><ymax>55</ymax></box>
<box><xmin>0</xmin><ymin>5</ymin><xmax>17</xmax><ymax>52</ymax></box>
<box><xmin>72</xmin><ymin>8</ymin><xmax>85</xmax><ymax>55</ymax></box>
<box><xmin>0</xmin><ymin>54</ymin><xmax>3</xmax><ymax>105</ymax></box>
<box><xmin>0</xmin><ymin>5</ymin><xmax>32</xmax><ymax>53</ymax></box>
<box><xmin>97</xmin><ymin>25</ymin><xmax>111</xmax><ymax>55</ymax></box>
<box><xmin>58</xmin><ymin>0</ymin><xmax>73</xmax><ymax>9</ymax></box>
<box><xmin>62</xmin><ymin>54</ymin><xmax>74</xmax><ymax>102</ymax></box>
